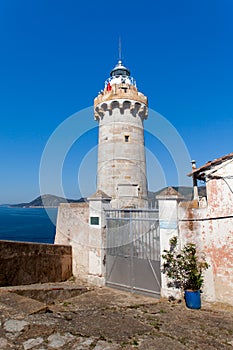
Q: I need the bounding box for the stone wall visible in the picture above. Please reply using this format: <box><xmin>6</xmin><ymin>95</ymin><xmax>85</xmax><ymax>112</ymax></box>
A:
<box><xmin>156</xmin><ymin>188</ymin><xmax>183</xmax><ymax>299</ymax></box>
<box><xmin>55</xmin><ymin>203</ymin><xmax>90</xmax><ymax>280</ymax></box>
<box><xmin>0</xmin><ymin>240</ymin><xmax>72</xmax><ymax>287</ymax></box>
<box><xmin>95</xmin><ymin>102</ymin><xmax>148</xmax><ymax>209</ymax></box>
<box><xmin>55</xmin><ymin>198</ymin><xmax>110</xmax><ymax>286</ymax></box>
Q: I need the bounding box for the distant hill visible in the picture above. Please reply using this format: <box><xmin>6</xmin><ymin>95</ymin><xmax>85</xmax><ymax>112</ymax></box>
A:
<box><xmin>10</xmin><ymin>186</ymin><xmax>206</xmax><ymax>208</ymax></box>
<box><xmin>10</xmin><ymin>194</ymin><xmax>85</xmax><ymax>208</ymax></box>
<box><xmin>148</xmin><ymin>186</ymin><xmax>206</xmax><ymax>208</ymax></box>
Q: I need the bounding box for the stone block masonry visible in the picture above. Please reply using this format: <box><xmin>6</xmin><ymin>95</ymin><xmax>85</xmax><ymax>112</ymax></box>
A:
<box><xmin>94</xmin><ymin>61</ymin><xmax>149</xmax><ymax>210</ymax></box>
<box><xmin>0</xmin><ymin>240</ymin><xmax>72</xmax><ymax>286</ymax></box>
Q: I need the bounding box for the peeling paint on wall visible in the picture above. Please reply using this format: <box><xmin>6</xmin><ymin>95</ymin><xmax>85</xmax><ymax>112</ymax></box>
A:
<box><xmin>178</xmin><ymin>158</ymin><xmax>233</xmax><ymax>305</ymax></box>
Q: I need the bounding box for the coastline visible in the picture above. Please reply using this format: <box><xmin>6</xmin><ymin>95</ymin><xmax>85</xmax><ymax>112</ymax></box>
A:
<box><xmin>9</xmin><ymin>206</ymin><xmax>59</xmax><ymax>209</ymax></box>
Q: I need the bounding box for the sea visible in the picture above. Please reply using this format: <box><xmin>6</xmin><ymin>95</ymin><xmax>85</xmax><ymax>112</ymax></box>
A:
<box><xmin>0</xmin><ymin>206</ymin><xmax>57</xmax><ymax>244</ymax></box>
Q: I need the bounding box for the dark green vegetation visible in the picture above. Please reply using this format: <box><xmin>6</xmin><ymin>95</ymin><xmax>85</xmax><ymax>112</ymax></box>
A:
<box><xmin>162</xmin><ymin>236</ymin><xmax>209</xmax><ymax>291</ymax></box>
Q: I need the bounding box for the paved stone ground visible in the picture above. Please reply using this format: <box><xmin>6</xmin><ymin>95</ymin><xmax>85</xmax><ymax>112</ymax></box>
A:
<box><xmin>0</xmin><ymin>281</ymin><xmax>233</xmax><ymax>349</ymax></box>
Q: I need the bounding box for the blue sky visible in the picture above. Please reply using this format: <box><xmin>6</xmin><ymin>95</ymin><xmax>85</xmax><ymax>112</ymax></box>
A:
<box><xmin>0</xmin><ymin>0</ymin><xmax>232</xmax><ymax>203</ymax></box>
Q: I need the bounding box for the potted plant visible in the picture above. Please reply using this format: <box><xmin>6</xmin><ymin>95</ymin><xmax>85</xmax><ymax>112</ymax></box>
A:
<box><xmin>162</xmin><ymin>236</ymin><xmax>209</xmax><ymax>309</ymax></box>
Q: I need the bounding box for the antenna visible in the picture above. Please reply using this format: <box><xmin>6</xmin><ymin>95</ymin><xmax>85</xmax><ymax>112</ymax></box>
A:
<box><xmin>118</xmin><ymin>37</ymin><xmax>122</xmax><ymax>61</ymax></box>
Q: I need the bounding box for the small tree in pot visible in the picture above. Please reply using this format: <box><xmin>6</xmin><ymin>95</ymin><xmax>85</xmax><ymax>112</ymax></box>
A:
<box><xmin>162</xmin><ymin>236</ymin><xmax>209</xmax><ymax>309</ymax></box>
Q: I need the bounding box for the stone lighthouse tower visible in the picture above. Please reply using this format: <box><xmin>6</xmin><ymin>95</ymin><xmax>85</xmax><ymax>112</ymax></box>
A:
<box><xmin>94</xmin><ymin>59</ymin><xmax>148</xmax><ymax>209</ymax></box>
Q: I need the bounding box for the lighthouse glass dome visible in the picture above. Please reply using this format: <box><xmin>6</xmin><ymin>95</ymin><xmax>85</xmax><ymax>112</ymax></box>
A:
<box><xmin>110</xmin><ymin>60</ymin><xmax>130</xmax><ymax>77</ymax></box>
<box><xmin>105</xmin><ymin>59</ymin><xmax>136</xmax><ymax>88</ymax></box>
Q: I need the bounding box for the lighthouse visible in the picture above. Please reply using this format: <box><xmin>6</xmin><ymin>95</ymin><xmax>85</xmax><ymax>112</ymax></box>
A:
<box><xmin>94</xmin><ymin>59</ymin><xmax>148</xmax><ymax>208</ymax></box>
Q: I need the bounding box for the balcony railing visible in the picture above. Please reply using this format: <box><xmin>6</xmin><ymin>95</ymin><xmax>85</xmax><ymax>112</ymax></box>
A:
<box><xmin>104</xmin><ymin>75</ymin><xmax>137</xmax><ymax>88</ymax></box>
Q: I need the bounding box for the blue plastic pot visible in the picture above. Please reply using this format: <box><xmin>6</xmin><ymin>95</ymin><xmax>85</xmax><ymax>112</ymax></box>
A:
<box><xmin>184</xmin><ymin>290</ymin><xmax>201</xmax><ymax>309</ymax></box>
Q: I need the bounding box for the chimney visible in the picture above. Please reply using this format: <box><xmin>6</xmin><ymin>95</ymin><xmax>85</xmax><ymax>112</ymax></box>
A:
<box><xmin>191</xmin><ymin>160</ymin><xmax>198</xmax><ymax>201</ymax></box>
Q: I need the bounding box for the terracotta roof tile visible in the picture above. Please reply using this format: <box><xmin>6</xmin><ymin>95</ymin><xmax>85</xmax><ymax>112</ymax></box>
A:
<box><xmin>187</xmin><ymin>152</ymin><xmax>233</xmax><ymax>179</ymax></box>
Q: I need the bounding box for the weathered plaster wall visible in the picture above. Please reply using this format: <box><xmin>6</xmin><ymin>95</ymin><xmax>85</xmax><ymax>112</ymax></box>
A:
<box><xmin>87</xmin><ymin>195</ymin><xmax>110</xmax><ymax>286</ymax></box>
<box><xmin>157</xmin><ymin>191</ymin><xmax>182</xmax><ymax>299</ymax></box>
<box><xmin>0</xmin><ymin>240</ymin><xmax>72</xmax><ymax>286</ymax></box>
<box><xmin>205</xmin><ymin>161</ymin><xmax>233</xmax><ymax>215</ymax></box>
<box><xmin>55</xmin><ymin>203</ymin><xmax>90</xmax><ymax>280</ymax></box>
<box><xmin>55</xmin><ymin>200</ymin><xmax>108</xmax><ymax>286</ymax></box>
<box><xmin>178</xmin><ymin>205</ymin><xmax>216</xmax><ymax>302</ymax></box>
<box><xmin>178</xmin><ymin>161</ymin><xmax>233</xmax><ymax>305</ymax></box>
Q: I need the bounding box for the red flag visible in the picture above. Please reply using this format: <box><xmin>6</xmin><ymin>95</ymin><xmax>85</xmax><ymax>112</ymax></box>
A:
<box><xmin>107</xmin><ymin>82</ymin><xmax>112</xmax><ymax>91</ymax></box>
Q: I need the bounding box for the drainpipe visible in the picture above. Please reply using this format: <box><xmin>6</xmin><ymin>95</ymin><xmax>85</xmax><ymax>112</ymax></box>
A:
<box><xmin>191</xmin><ymin>160</ymin><xmax>199</xmax><ymax>201</ymax></box>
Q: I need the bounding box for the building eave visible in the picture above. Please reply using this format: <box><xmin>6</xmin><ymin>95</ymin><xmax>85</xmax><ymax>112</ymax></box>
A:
<box><xmin>187</xmin><ymin>152</ymin><xmax>233</xmax><ymax>180</ymax></box>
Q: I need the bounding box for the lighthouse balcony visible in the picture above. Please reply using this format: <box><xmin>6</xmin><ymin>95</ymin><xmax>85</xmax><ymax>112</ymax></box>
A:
<box><xmin>94</xmin><ymin>83</ymin><xmax>148</xmax><ymax>109</ymax></box>
<box><xmin>104</xmin><ymin>76</ymin><xmax>136</xmax><ymax>88</ymax></box>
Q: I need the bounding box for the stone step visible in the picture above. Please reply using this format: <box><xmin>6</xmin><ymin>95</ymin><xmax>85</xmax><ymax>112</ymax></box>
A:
<box><xmin>0</xmin><ymin>282</ymin><xmax>88</xmax><ymax>304</ymax></box>
<box><xmin>0</xmin><ymin>291</ymin><xmax>48</xmax><ymax>317</ymax></box>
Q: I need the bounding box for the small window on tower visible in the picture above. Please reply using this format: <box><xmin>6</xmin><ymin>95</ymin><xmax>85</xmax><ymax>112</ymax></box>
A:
<box><xmin>125</xmin><ymin>135</ymin><xmax>129</xmax><ymax>142</ymax></box>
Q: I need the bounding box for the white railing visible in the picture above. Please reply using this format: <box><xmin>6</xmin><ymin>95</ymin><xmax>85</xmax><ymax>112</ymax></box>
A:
<box><xmin>104</xmin><ymin>76</ymin><xmax>137</xmax><ymax>88</ymax></box>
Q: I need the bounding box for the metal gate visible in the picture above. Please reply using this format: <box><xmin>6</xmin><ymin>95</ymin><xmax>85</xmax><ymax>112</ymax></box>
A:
<box><xmin>105</xmin><ymin>209</ymin><xmax>161</xmax><ymax>297</ymax></box>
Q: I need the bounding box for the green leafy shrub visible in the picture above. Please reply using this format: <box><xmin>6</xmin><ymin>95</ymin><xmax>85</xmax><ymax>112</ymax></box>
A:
<box><xmin>162</xmin><ymin>236</ymin><xmax>209</xmax><ymax>291</ymax></box>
